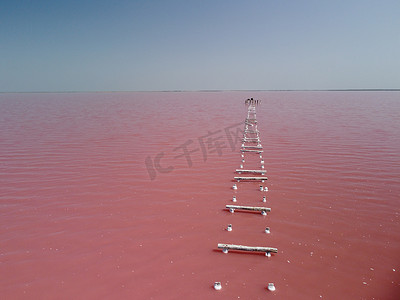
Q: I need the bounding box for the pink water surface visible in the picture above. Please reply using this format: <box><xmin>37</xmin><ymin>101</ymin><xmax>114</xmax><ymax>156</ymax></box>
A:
<box><xmin>1</xmin><ymin>91</ymin><xmax>399</xmax><ymax>299</ymax></box>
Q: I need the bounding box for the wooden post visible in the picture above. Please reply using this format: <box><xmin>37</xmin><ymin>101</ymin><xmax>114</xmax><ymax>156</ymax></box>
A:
<box><xmin>226</xmin><ymin>204</ymin><xmax>271</xmax><ymax>213</ymax></box>
<box><xmin>218</xmin><ymin>243</ymin><xmax>278</xmax><ymax>254</ymax></box>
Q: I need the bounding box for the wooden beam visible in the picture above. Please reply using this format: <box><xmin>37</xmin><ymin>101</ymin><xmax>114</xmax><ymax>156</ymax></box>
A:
<box><xmin>242</xmin><ymin>145</ymin><xmax>262</xmax><ymax>149</ymax></box>
<box><xmin>240</xmin><ymin>149</ymin><xmax>263</xmax><ymax>153</ymax></box>
<box><xmin>234</xmin><ymin>176</ymin><xmax>268</xmax><ymax>181</ymax></box>
<box><xmin>218</xmin><ymin>243</ymin><xmax>278</xmax><ymax>254</ymax></box>
<box><xmin>245</xmin><ymin>120</ymin><xmax>257</xmax><ymax>125</ymax></box>
<box><xmin>245</xmin><ymin>130</ymin><xmax>259</xmax><ymax>133</ymax></box>
<box><xmin>242</xmin><ymin>142</ymin><xmax>260</xmax><ymax>145</ymax></box>
<box><xmin>242</xmin><ymin>141</ymin><xmax>260</xmax><ymax>144</ymax></box>
<box><xmin>226</xmin><ymin>204</ymin><xmax>271</xmax><ymax>212</ymax></box>
<box><xmin>235</xmin><ymin>169</ymin><xmax>266</xmax><ymax>174</ymax></box>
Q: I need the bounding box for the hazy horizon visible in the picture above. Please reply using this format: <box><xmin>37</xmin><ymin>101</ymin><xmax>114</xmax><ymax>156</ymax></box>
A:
<box><xmin>2</xmin><ymin>89</ymin><xmax>400</xmax><ymax>94</ymax></box>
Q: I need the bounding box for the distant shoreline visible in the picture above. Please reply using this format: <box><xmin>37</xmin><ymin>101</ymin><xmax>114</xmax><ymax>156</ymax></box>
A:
<box><xmin>1</xmin><ymin>89</ymin><xmax>399</xmax><ymax>94</ymax></box>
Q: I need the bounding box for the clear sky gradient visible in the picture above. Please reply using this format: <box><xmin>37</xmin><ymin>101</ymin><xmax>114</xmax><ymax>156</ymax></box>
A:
<box><xmin>1</xmin><ymin>0</ymin><xmax>399</xmax><ymax>92</ymax></box>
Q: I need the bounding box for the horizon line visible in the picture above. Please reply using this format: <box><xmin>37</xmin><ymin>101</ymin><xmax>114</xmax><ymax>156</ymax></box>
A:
<box><xmin>1</xmin><ymin>88</ymin><xmax>400</xmax><ymax>94</ymax></box>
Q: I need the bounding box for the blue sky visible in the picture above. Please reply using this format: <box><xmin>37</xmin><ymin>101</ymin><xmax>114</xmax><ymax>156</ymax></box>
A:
<box><xmin>1</xmin><ymin>0</ymin><xmax>399</xmax><ymax>92</ymax></box>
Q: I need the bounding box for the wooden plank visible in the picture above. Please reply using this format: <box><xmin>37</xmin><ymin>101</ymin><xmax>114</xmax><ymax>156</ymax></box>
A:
<box><xmin>218</xmin><ymin>243</ymin><xmax>278</xmax><ymax>254</ymax></box>
<box><xmin>226</xmin><ymin>204</ymin><xmax>271</xmax><ymax>212</ymax></box>
<box><xmin>242</xmin><ymin>141</ymin><xmax>260</xmax><ymax>144</ymax></box>
<box><xmin>242</xmin><ymin>140</ymin><xmax>260</xmax><ymax>144</ymax></box>
<box><xmin>242</xmin><ymin>140</ymin><xmax>260</xmax><ymax>143</ymax></box>
<box><xmin>245</xmin><ymin>130</ymin><xmax>259</xmax><ymax>133</ymax></box>
<box><xmin>235</xmin><ymin>169</ymin><xmax>266</xmax><ymax>174</ymax></box>
<box><xmin>242</xmin><ymin>145</ymin><xmax>262</xmax><ymax>149</ymax></box>
<box><xmin>240</xmin><ymin>149</ymin><xmax>263</xmax><ymax>153</ymax></box>
<box><xmin>234</xmin><ymin>176</ymin><xmax>268</xmax><ymax>181</ymax></box>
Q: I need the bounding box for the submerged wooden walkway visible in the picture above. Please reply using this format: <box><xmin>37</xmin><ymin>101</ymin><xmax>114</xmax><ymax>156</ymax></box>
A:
<box><xmin>218</xmin><ymin>100</ymin><xmax>277</xmax><ymax>253</ymax></box>
<box><xmin>214</xmin><ymin>98</ymin><xmax>278</xmax><ymax>292</ymax></box>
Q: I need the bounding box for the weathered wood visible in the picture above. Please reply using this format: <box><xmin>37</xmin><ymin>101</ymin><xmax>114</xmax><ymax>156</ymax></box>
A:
<box><xmin>235</xmin><ymin>169</ymin><xmax>266</xmax><ymax>174</ymax></box>
<box><xmin>242</xmin><ymin>142</ymin><xmax>260</xmax><ymax>145</ymax></box>
<box><xmin>218</xmin><ymin>243</ymin><xmax>278</xmax><ymax>254</ymax></box>
<box><xmin>240</xmin><ymin>149</ymin><xmax>263</xmax><ymax>153</ymax></box>
<box><xmin>242</xmin><ymin>138</ymin><xmax>260</xmax><ymax>142</ymax></box>
<box><xmin>242</xmin><ymin>145</ymin><xmax>262</xmax><ymax>149</ymax></box>
<box><xmin>242</xmin><ymin>141</ymin><xmax>260</xmax><ymax>145</ymax></box>
<box><xmin>243</xmin><ymin>130</ymin><xmax>258</xmax><ymax>133</ymax></box>
<box><xmin>234</xmin><ymin>176</ymin><xmax>268</xmax><ymax>181</ymax></box>
<box><xmin>245</xmin><ymin>130</ymin><xmax>259</xmax><ymax>133</ymax></box>
<box><xmin>226</xmin><ymin>204</ymin><xmax>271</xmax><ymax>212</ymax></box>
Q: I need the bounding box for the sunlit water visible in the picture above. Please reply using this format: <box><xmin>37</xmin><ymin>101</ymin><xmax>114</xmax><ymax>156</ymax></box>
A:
<box><xmin>1</xmin><ymin>91</ymin><xmax>399</xmax><ymax>299</ymax></box>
